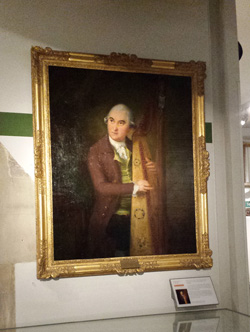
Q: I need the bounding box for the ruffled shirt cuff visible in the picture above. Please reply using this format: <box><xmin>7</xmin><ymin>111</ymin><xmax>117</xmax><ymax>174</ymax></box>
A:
<box><xmin>132</xmin><ymin>183</ymin><xmax>139</xmax><ymax>196</ymax></box>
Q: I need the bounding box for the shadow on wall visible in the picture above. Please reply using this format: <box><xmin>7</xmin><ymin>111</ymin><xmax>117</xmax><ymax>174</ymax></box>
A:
<box><xmin>0</xmin><ymin>0</ymin><xmax>207</xmax><ymax>56</ymax></box>
<box><xmin>0</xmin><ymin>142</ymin><xmax>36</xmax><ymax>328</ymax></box>
<box><xmin>0</xmin><ymin>142</ymin><xmax>36</xmax><ymax>265</ymax></box>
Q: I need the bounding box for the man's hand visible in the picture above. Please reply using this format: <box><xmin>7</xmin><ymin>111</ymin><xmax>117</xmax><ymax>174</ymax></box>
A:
<box><xmin>145</xmin><ymin>157</ymin><xmax>157</xmax><ymax>173</ymax></box>
<box><xmin>136</xmin><ymin>179</ymin><xmax>153</xmax><ymax>193</ymax></box>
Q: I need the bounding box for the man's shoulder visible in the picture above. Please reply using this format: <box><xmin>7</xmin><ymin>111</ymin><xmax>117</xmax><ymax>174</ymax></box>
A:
<box><xmin>89</xmin><ymin>135</ymin><xmax>132</xmax><ymax>154</ymax></box>
<box><xmin>89</xmin><ymin>135</ymin><xmax>110</xmax><ymax>153</ymax></box>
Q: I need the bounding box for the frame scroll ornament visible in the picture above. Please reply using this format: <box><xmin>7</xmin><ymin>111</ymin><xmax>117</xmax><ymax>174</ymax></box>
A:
<box><xmin>32</xmin><ymin>47</ymin><xmax>212</xmax><ymax>279</ymax></box>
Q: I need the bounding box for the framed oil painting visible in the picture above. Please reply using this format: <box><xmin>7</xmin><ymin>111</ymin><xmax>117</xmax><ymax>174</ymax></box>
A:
<box><xmin>31</xmin><ymin>47</ymin><xmax>212</xmax><ymax>279</ymax></box>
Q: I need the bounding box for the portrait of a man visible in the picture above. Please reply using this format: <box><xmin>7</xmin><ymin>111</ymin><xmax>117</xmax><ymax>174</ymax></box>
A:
<box><xmin>87</xmin><ymin>104</ymin><xmax>155</xmax><ymax>258</ymax></box>
<box><xmin>176</xmin><ymin>289</ymin><xmax>191</xmax><ymax>305</ymax></box>
<box><xmin>49</xmin><ymin>65</ymin><xmax>196</xmax><ymax>261</ymax></box>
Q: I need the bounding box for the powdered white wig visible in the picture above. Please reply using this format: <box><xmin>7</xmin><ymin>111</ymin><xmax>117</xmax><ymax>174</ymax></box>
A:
<box><xmin>104</xmin><ymin>104</ymin><xmax>135</xmax><ymax>127</ymax></box>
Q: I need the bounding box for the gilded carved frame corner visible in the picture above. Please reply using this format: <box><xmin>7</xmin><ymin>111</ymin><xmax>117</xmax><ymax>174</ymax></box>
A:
<box><xmin>31</xmin><ymin>47</ymin><xmax>212</xmax><ymax>279</ymax></box>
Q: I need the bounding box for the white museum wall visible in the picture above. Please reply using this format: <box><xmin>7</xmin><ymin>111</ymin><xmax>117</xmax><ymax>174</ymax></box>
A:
<box><xmin>247</xmin><ymin>217</ymin><xmax>250</xmax><ymax>280</ymax></box>
<box><xmin>0</xmin><ymin>0</ymin><xmax>248</xmax><ymax>328</ymax></box>
<box><xmin>209</xmin><ymin>0</ymin><xmax>249</xmax><ymax>312</ymax></box>
<box><xmin>242</xmin><ymin>126</ymin><xmax>250</xmax><ymax>281</ymax></box>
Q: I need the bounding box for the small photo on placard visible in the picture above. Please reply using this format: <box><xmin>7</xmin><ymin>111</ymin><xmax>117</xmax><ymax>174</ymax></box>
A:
<box><xmin>170</xmin><ymin>277</ymin><xmax>218</xmax><ymax>308</ymax></box>
<box><xmin>176</xmin><ymin>289</ymin><xmax>191</xmax><ymax>305</ymax></box>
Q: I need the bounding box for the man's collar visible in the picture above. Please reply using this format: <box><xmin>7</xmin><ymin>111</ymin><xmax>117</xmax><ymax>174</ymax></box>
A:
<box><xmin>109</xmin><ymin>136</ymin><xmax>126</xmax><ymax>150</ymax></box>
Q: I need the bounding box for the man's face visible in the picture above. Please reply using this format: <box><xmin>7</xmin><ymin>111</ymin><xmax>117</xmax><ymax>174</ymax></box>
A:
<box><xmin>107</xmin><ymin>109</ymin><xmax>130</xmax><ymax>142</ymax></box>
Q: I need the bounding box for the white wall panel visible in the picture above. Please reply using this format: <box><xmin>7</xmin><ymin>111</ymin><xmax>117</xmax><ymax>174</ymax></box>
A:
<box><xmin>15</xmin><ymin>262</ymin><xmax>219</xmax><ymax>327</ymax></box>
<box><xmin>0</xmin><ymin>137</ymin><xmax>34</xmax><ymax>179</ymax></box>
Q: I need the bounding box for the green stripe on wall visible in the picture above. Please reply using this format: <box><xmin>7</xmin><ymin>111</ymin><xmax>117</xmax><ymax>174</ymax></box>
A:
<box><xmin>0</xmin><ymin>112</ymin><xmax>212</xmax><ymax>142</ymax></box>
<box><xmin>0</xmin><ymin>112</ymin><xmax>33</xmax><ymax>137</ymax></box>
<box><xmin>205</xmin><ymin>122</ymin><xmax>212</xmax><ymax>143</ymax></box>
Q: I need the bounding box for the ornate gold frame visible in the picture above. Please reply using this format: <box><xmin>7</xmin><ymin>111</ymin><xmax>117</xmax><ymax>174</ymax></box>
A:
<box><xmin>31</xmin><ymin>47</ymin><xmax>212</xmax><ymax>279</ymax></box>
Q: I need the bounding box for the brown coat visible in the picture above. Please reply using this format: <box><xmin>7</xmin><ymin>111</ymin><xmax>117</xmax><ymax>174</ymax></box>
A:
<box><xmin>87</xmin><ymin>135</ymin><xmax>133</xmax><ymax>257</ymax></box>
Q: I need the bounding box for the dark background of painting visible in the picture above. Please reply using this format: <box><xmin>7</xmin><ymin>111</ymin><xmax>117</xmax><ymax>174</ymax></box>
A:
<box><xmin>49</xmin><ymin>66</ymin><xmax>195</xmax><ymax>260</ymax></box>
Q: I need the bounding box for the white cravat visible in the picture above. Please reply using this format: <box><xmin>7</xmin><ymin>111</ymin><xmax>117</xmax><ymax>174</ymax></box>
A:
<box><xmin>109</xmin><ymin>136</ymin><xmax>139</xmax><ymax>195</ymax></box>
<box><xmin>116</xmin><ymin>146</ymin><xmax>127</xmax><ymax>160</ymax></box>
<box><xmin>109</xmin><ymin>136</ymin><xmax>128</xmax><ymax>160</ymax></box>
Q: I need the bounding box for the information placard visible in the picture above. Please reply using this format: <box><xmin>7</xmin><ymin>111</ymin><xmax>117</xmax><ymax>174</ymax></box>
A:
<box><xmin>170</xmin><ymin>277</ymin><xmax>218</xmax><ymax>307</ymax></box>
